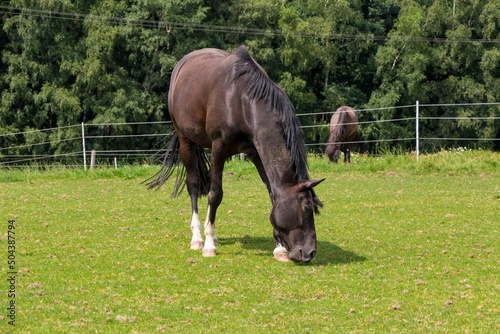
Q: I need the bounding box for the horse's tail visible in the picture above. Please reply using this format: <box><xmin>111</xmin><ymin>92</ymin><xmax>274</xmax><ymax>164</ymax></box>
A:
<box><xmin>144</xmin><ymin>133</ymin><xmax>183</xmax><ymax>194</ymax></box>
<box><xmin>144</xmin><ymin>132</ymin><xmax>210</xmax><ymax>198</ymax></box>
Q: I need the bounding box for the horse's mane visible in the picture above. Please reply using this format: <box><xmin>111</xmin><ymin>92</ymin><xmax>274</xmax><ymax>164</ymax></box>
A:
<box><xmin>231</xmin><ymin>45</ymin><xmax>309</xmax><ymax>183</ymax></box>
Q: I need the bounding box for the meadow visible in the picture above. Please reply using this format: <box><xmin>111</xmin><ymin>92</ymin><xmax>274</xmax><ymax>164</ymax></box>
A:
<box><xmin>0</xmin><ymin>150</ymin><xmax>499</xmax><ymax>333</ymax></box>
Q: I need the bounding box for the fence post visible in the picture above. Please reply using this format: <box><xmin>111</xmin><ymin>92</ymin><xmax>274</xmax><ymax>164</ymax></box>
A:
<box><xmin>82</xmin><ymin>122</ymin><xmax>87</xmax><ymax>170</ymax></box>
<box><xmin>416</xmin><ymin>100</ymin><xmax>419</xmax><ymax>161</ymax></box>
<box><xmin>90</xmin><ymin>150</ymin><xmax>96</xmax><ymax>169</ymax></box>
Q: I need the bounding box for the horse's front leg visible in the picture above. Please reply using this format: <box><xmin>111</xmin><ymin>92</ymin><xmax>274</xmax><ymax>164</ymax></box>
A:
<box><xmin>273</xmin><ymin>242</ymin><xmax>289</xmax><ymax>262</ymax></box>
<box><xmin>202</xmin><ymin>140</ymin><xmax>226</xmax><ymax>257</ymax></box>
<box><xmin>249</xmin><ymin>151</ymin><xmax>288</xmax><ymax>261</ymax></box>
<box><xmin>271</xmin><ymin>227</ymin><xmax>289</xmax><ymax>261</ymax></box>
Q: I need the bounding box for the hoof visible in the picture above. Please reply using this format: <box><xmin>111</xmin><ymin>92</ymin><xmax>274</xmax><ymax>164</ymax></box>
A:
<box><xmin>202</xmin><ymin>248</ymin><xmax>217</xmax><ymax>257</ymax></box>
<box><xmin>273</xmin><ymin>252</ymin><xmax>289</xmax><ymax>262</ymax></box>
<box><xmin>190</xmin><ymin>241</ymin><xmax>204</xmax><ymax>250</ymax></box>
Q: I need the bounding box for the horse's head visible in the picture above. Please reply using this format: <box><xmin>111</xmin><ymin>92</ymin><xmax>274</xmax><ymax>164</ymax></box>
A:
<box><xmin>326</xmin><ymin>143</ymin><xmax>341</xmax><ymax>163</ymax></box>
<box><xmin>270</xmin><ymin>179</ymin><xmax>324</xmax><ymax>263</ymax></box>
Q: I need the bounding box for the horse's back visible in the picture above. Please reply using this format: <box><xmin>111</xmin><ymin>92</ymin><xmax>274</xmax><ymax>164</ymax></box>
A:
<box><xmin>169</xmin><ymin>48</ymin><xmax>231</xmax><ymax>102</ymax></box>
<box><xmin>168</xmin><ymin>49</ymin><xmax>236</xmax><ymax>142</ymax></box>
<box><xmin>329</xmin><ymin>106</ymin><xmax>358</xmax><ymax>132</ymax></box>
<box><xmin>172</xmin><ymin>48</ymin><xmax>229</xmax><ymax>76</ymax></box>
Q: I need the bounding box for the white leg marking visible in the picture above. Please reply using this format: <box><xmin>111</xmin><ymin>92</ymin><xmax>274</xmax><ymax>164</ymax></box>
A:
<box><xmin>190</xmin><ymin>212</ymin><xmax>204</xmax><ymax>250</ymax></box>
<box><xmin>202</xmin><ymin>206</ymin><xmax>217</xmax><ymax>257</ymax></box>
<box><xmin>273</xmin><ymin>243</ymin><xmax>289</xmax><ymax>262</ymax></box>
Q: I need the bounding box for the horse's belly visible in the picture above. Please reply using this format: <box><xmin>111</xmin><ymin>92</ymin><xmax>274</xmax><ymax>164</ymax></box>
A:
<box><xmin>174</xmin><ymin>120</ymin><xmax>212</xmax><ymax>148</ymax></box>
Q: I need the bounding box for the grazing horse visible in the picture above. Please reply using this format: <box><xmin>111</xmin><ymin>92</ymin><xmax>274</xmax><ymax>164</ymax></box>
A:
<box><xmin>146</xmin><ymin>46</ymin><xmax>324</xmax><ymax>263</ymax></box>
<box><xmin>325</xmin><ymin>106</ymin><xmax>361</xmax><ymax>163</ymax></box>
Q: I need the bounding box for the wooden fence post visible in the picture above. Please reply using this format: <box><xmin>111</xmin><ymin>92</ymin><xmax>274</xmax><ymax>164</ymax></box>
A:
<box><xmin>90</xmin><ymin>150</ymin><xmax>96</xmax><ymax>169</ymax></box>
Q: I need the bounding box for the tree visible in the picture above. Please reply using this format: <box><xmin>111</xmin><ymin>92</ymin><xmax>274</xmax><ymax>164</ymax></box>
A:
<box><xmin>277</xmin><ymin>0</ymin><xmax>381</xmax><ymax>149</ymax></box>
<box><xmin>1</xmin><ymin>0</ymin><xmax>498</xmax><ymax>164</ymax></box>
<box><xmin>1</xmin><ymin>0</ymin><xmax>89</xmax><ymax>160</ymax></box>
<box><xmin>0</xmin><ymin>0</ymin><xmax>210</xmax><ymax>162</ymax></box>
<box><xmin>365</xmin><ymin>0</ymin><xmax>499</xmax><ymax>153</ymax></box>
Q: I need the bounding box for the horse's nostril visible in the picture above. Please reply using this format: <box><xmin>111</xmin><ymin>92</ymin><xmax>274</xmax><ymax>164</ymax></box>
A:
<box><xmin>298</xmin><ymin>249</ymin><xmax>316</xmax><ymax>263</ymax></box>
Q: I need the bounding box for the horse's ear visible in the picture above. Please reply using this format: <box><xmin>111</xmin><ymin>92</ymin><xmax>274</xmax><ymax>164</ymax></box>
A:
<box><xmin>295</xmin><ymin>178</ymin><xmax>325</xmax><ymax>192</ymax></box>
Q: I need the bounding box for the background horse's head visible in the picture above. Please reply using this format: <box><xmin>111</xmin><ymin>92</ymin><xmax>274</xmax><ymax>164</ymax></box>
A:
<box><xmin>270</xmin><ymin>179</ymin><xmax>324</xmax><ymax>263</ymax></box>
<box><xmin>326</xmin><ymin>140</ymin><xmax>341</xmax><ymax>163</ymax></box>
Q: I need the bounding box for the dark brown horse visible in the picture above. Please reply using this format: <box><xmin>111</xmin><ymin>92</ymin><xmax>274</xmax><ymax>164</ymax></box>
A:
<box><xmin>147</xmin><ymin>46</ymin><xmax>324</xmax><ymax>263</ymax></box>
<box><xmin>325</xmin><ymin>106</ymin><xmax>361</xmax><ymax>163</ymax></box>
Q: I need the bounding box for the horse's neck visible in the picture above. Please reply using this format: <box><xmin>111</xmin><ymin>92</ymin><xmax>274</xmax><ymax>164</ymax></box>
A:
<box><xmin>327</xmin><ymin>130</ymin><xmax>338</xmax><ymax>144</ymax></box>
<box><xmin>253</xmin><ymin>130</ymin><xmax>297</xmax><ymax>191</ymax></box>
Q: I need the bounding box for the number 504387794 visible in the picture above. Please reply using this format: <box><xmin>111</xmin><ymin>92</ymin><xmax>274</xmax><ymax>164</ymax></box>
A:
<box><xmin>7</xmin><ymin>220</ymin><xmax>16</xmax><ymax>271</ymax></box>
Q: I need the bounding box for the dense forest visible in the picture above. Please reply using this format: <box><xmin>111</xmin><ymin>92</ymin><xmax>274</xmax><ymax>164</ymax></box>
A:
<box><xmin>0</xmin><ymin>0</ymin><xmax>499</xmax><ymax>163</ymax></box>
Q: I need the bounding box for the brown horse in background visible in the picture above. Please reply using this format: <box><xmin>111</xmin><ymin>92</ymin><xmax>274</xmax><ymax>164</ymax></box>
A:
<box><xmin>146</xmin><ymin>46</ymin><xmax>323</xmax><ymax>263</ymax></box>
<box><xmin>325</xmin><ymin>106</ymin><xmax>362</xmax><ymax>163</ymax></box>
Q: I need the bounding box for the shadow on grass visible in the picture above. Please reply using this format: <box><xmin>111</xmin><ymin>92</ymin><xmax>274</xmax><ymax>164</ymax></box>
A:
<box><xmin>221</xmin><ymin>236</ymin><xmax>365</xmax><ymax>266</ymax></box>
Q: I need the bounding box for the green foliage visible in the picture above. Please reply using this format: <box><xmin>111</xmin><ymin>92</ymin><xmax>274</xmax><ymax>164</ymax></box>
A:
<box><xmin>0</xmin><ymin>0</ymin><xmax>499</xmax><ymax>163</ymax></box>
<box><xmin>366</xmin><ymin>0</ymin><xmax>499</xmax><ymax>153</ymax></box>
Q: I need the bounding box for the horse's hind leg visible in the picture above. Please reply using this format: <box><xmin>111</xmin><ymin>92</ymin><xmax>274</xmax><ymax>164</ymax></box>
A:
<box><xmin>179</xmin><ymin>138</ymin><xmax>205</xmax><ymax>250</ymax></box>
<box><xmin>188</xmin><ymin>194</ymin><xmax>204</xmax><ymax>250</ymax></box>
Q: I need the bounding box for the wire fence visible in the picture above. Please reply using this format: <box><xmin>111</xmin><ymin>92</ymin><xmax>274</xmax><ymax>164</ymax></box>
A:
<box><xmin>1</xmin><ymin>102</ymin><xmax>499</xmax><ymax>168</ymax></box>
<box><xmin>2</xmin><ymin>5</ymin><xmax>500</xmax><ymax>45</ymax></box>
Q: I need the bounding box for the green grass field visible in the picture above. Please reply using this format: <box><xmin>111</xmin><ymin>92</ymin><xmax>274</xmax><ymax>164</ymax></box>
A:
<box><xmin>1</xmin><ymin>150</ymin><xmax>499</xmax><ymax>333</ymax></box>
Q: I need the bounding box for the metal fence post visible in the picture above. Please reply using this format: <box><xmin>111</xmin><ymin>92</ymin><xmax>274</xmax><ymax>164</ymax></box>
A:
<box><xmin>416</xmin><ymin>100</ymin><xmax>419</xmax><ymax>161</ymax></box>
<box><xmin>82</xmin><ymin>122</ymin><xmax>87</xmax><ymax>170</ymax></box>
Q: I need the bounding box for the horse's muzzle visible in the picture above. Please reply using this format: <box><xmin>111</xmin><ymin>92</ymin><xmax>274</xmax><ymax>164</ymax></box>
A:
<box><xmin>288</xmin><ymin>248</ymin><xmax>316</xmax><ymax>263</ymax></box>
